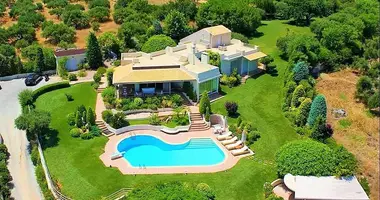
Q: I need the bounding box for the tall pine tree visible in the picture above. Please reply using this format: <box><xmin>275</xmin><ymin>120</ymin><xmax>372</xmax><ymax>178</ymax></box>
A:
<box><xmin>86</xmin><ymin>32</ymin><xmax>103</xmax><ymax>69</ymax></box>
<box><xmin>35</xmin><ymin>47</ymin><xmax>45</xmax><ymax>73</ymax></box>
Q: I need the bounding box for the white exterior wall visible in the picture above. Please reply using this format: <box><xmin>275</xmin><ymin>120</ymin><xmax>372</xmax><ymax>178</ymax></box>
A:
<box><xmin>210</xmin><ymin>32</ymin><xmax>231</xmax><ymax>48</ymax></box>
<box><xmin>179</xmin><ymin>29</ymin><xmax>211</xmax><ymax>46</ymax></box>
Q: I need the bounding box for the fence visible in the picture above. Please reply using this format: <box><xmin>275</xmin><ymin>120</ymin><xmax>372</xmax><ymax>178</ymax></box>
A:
<box><xmin>37</xmin><ymin>140</ymin><xmax>72</xmax><ymax>200</ymax></box>
<box><xmin>0</xmin><ymin>70</ymin><xmax>56</xmax><ymax>81</ymax></box>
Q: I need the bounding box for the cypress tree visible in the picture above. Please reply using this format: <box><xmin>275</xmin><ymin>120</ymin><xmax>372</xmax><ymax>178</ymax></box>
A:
<box><xmin>82</xmin><ymin>110</ymin><xmax>87</xmax><ymax>125</ymax></box>
<box><xmin>199</xmin><ymin>91</ymin><xmax>211</xmax><ymax>114</ymax></box>
<box><xmin>296</xmin><ymin>98</ymin><xmax>312</xmax><ymax>127</ymax></box>
<box><xmin>35</xmin><ymin>47</ymin><xmax>45</xmax><ymax>73</ymax></box>
<box><xmin>75</xmin><ymin>111</ymin><xmax>83</xmax><ymax>128</ymax></box>
<box><xmin>87</xmin><ymin>107</ymin><xmax>95</xmax><ymax>125</ymax></box>
<box><xmin>292</xmin><ymin>62</ymin><xmax>309</xmax><ymax>82</ymax></box>
<box><xmin>307</xmin><ymin>94</ymin><xmax>327</xmax><ymax>126</ymax></box>
<box><xmin>291</xmin><ymin>85</ymin><xmax>305</xmax><ymax>108</ymax></box>
<box><xmin>86</xmin><ymin>32</ymin><xmax>103</xmax><ymax>69</ymax></box>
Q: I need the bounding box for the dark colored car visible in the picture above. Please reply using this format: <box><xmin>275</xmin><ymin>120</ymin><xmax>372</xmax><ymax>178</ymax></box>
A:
<box><xmin>25</xmin><ymin>73</ymin><xmax>43</xmax><ymax>86</ymax></box>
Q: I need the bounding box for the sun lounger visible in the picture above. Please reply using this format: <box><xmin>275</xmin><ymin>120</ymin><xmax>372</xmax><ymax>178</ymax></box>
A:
<box><xmin>221</xmin><ymin>136</ymin><xmax>237</xmax><ymax>145</ymax></box>
<box><xmin>216</xmin><ymin>132</ymin><xmax>232</xmax><ymax>140</ymax></box>
<box><xmin>226</xmin><ymin>140</ymin><xmax>242</xmax><ymax>150</ymax></box>
<box><xmin>231</xmin><ymin>146</ymin><xmax>249</xmax><ymax>156</ymax></box>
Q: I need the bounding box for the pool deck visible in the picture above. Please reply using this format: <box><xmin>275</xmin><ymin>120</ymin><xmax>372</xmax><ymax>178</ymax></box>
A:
<box><xmin>99</xmin><ymin>129</ymin><xmax>252</xmax><ymax>174</ymax></box>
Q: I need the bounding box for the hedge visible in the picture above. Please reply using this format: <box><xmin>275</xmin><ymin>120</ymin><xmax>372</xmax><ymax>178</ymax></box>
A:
<box><xmin>32</xmin><ymin>81</ymin><xmax>70</xmax><ymax>100</ymax></box>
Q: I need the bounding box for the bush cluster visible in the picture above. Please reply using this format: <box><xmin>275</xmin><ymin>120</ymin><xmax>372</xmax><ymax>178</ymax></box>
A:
<box><xmin>113</xmin><ymin>94</ymin><xmax>183</xmax><ymax>111</ymax></box>
<box><xmin>220</xmin><ymin>68</ymin><xmax>242</xmax><ymax>88</ymax></box>
<box><xmin>67</xmin><ymin>105</ymin><xmax>97</xmax><ymax>139</ymax></box>
<box><xmin>228</xmin><ymin>117</ymin><xmax>260</xmax><ymax>146</ymax></box>
<box><xmin>224</xmin><ymin>101</ymin><xmax>238</xmax><ymax>116</ymax></box>
<box><xmin>68</xmin><ymin>73</ymin><xmax>77</xmax><ymax>81</ymax></box>
<box><xmin>101</xmin><ymin>110</ymin><xmax>129</xmax><ymax>129</ymax></box>
<box><xmin>141</xmin><ymin>34</ymin><xmax>176</xmax><ymax>53</ymax></box>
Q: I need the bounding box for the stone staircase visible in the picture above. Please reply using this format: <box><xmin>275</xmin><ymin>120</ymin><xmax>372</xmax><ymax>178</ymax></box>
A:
<box><xmin>189</xmin><ymin>112</ymin><xmax>209</xmax><ymax>132</ymax></box>
<box><xmin>95</xmin><ymin>120</ymin><xmax>114</xmax><ymax>137</ymax></box>
<box><xmin>97</xmin><ymin>87</ymin><xmax>105</xmax><ymax>93</ymax></box>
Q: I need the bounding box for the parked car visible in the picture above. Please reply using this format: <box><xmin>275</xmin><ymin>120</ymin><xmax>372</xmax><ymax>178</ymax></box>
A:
<box><xmin>25</xmin><ymin>73</ymin><xmax>43</xmax><ymax>86</ymax></box>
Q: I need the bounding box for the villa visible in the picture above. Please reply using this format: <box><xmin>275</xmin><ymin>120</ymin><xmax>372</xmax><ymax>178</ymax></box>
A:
<box><xmin>113</xmin><ymin>25</ymin><xmax>267</xmax><ymax>101</ymax></box>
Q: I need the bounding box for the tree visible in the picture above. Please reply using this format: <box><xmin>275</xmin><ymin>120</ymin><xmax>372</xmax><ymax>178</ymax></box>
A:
<box><xmin>208</xmin><ymin>51</ymin><xmax>221</xmax><ymax>68</ymax></box>
<box><xmin>106</xmin><ymin>68</ymin><xmax>114</xmax><ymax>87</ymax></box>
<box><xmin>18</xmin><ymin>89</ymin><xmax>34</xmax><ymax>111</ymax></box>
<box><xmin>292</xmin><ymin>62</ymin><xmax>309</xmax><ymax>82</ymax></box>
<box><xmin>285</xmin><ymin>0</ymin><xmax>327</xmax><ymax>25</ymax></box>
<box><xmin>41</xmin><ymin>21</ymin><xmax>76</xmax><ymax>44</ymax></box>
<box><xmin>196</xmin><ymin>0</ymin><xmax>262</xmax><ymax>35</ymax></box>
<box><xmin>0</xmin><ymin>45</ymin><xmax>23</xmax><ymax>77</ymax></box>
<box><xmin>87</xmin><ymin>107</ymin><xmax>95</xmax><ymax>126</ymax></box>
<box><xmin>117</xmin><ymin>21</ymin><xmax>148</xmax><ymax>49</ymax></box>
<box><xmin>164</xmin><ymin>10</ymin><xmax>190</xmax><ymax>41</ymax></box>
<box><xmin>291</xmin><ymin>85</ymin><xmax>305</xmax><ymax>108</ymax></box>
<box><xmin>7</xmin><ymin>22</ymin><xmax>36</xmax><ymax>45</ymax></box>
<box><xmin>364</xmin><ymin>37</ymin><xmax>380</xmax><ymax>60</ymax></box>
<box><xmin>61</xmin><ymin>9</ymin><xmax>90</xmax><ymax>29</ymax></box>
<box><xmin>225</xmin><ymin>101</ymin><xmax>238</xmax><ymax>116</ymax></box>
<box><xmin>310</xmin><ymin>116</ymin><xmax>333</xmax><ymax>142</ymax></box>
<box><xmin>98</xmin><ymin>32</ymin><xmax>121</xmax><ymax>59</ymax></box>
<box><xmin>21</xmin><ymin>44</ymin><xmax>56</xmax><ymax>71</ymax></box>
<box><xmin>199</xmin><ymin>91</ymin><xmax>211</xmax><ymax>115</ymax></box>
<box><xmin>15</xmin><ymin>110</ymin><xmax>51</xmax><ymax>140</ymax></box>
<box><xmin>86</xmin><ymin>32</ymin><xmax>103</xmax><ymax>69</ymax></box>
<box><xmin>295</xmin><ymin>98</ymin><xmax>312</xmax><ymax>127</ymax></box>
<box><xmin>35</xmin><ymin>47</ymin><xmax>45</xmax><ymax>73</ymax></box>
<box><xmin>274</xmin><ymin>1</ymin><xmax>290</xmax><ymax>19</ymax></box>
<box><xmin>88</xmin><ymin>0</ymin><xmax>110</xmax><ymax>9</ymax></box>
<box><xmin>254</xmin><ymin>0</ymin><xmax>275</xmax><ymax>18</ymax></box>
<box><xmin>307</xmin><ymin>94</ymin><xmax>327</xmax><ymax>126</ymax></box>
<box><xmin>141</xmin><ymin>35</ymin><xmax>176</xmax><ymax>53</ymax></box>
<box><xmin>368</xmin><ymin>91</ymin><xmax>379</xmax><ymax>109</ymax></box>
<box><xmin>57</xmin><ymin>57</ymin><xmax>69</xmax><ymax>78</ymax></box>
<box><xmin>88</xmin><ymin>7</ymin><xmax>110</xmax><ymax>22</ymax></box>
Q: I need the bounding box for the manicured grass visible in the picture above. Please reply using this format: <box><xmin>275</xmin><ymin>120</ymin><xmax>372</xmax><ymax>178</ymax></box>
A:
<box><xmin>35</xmin><ymin>20</ymin><xmax>312</xmax><ymax>200</ymax></box>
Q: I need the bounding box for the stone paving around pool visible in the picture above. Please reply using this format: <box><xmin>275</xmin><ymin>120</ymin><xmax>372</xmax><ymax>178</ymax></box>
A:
<box><xmin>100</xmin><ymin>129</ymin><xmax>253</xmax><ymax>174</ymax></box>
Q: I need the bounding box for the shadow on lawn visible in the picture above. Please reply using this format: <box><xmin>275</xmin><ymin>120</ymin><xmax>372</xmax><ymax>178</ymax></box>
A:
<box><xmin>40</xmin><ymin>128</ymin><xmax>59</xmax><ymax>150</ymax></box>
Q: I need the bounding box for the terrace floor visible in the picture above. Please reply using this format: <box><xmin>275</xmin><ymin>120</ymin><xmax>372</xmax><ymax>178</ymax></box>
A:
<box><xmin>100</xmin><ymin>129</ymin><xmax>252</xmax><ymax>174</ymax></box>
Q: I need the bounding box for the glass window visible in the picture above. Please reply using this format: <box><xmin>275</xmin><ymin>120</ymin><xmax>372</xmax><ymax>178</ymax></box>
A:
<box><xmin>199</xmin><ymin>78</ymin><xmax>217</xmax><ymax>94</ymax></box>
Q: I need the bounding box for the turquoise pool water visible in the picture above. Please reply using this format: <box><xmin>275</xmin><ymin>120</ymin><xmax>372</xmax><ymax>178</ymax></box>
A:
<box><xmin>117</xmin><ymin>135</ymin><xmax>225</xmax><ymax>167</ymax></box>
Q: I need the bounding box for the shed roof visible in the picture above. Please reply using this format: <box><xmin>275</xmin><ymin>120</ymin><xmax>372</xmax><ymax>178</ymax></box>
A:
<box><xmin>113</xmin><ymin>64</ymin><xmax>196</xmax><ymax>84</ymax></box>
<box><xmin>244</xmin><ymin>51</ymin><xmax>267</xmax><ymax>61</ymax></box>
<box><xmin>54</xmin><ymin>49</ymin><xmax>86</xmax><ymax>57</ymax></box>
<box><xmin>205</xmin><ymin>25</ymin><xmax>231</xmax><ymax>36</ymax></box>
<box><xmin>285</xmin><ymin>175</ymin><xmax>369</xmax><ymax>200</ymax></box>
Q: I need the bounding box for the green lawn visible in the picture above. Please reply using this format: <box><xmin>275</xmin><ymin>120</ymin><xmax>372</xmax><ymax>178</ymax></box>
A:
<box><xmin>35</xmin><ymin>20</ymin><xmax>311</xmax><ymax>200</ymax></box>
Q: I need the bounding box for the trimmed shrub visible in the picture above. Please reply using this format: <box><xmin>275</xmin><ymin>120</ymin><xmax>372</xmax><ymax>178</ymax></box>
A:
<box><xmin>102</xmin><ymin>110</ymin><xmax>113</xmax><ymax>124</ymax></box>
<box><xmin>246</xmin><ymin>130</ymin><xmax>261</xmax><ymax>146</ymax></box>
<box><xmin>106</xmin><ymin>68</ymin><xmax>114</xmax><ymax>87</ymax></box>
<box><xmin>333</xmin><ymin>145</ymin><xmax>357</xmax><ymax>177</ymax></box>
<box><xmin>30</xmin><ymin>146</ymin><xmax>40</xmax><ymax>166</ymax></box>
<box><xmin>149</xmin><ymin>113</ymin><xmax>161</xmax><ymax>125</ymax></box>
<box><xmin>196</xmin><ymin>183</ymin><xmax>215</xmax><ymax>200</ymax></box>
<box><xmin>67</xmin><ymin>113</ymin><xmax>76</xmax><ymax>126</ymax></box>
<box><xmin>93</xmin><ymin>72</ymin><xmax>102</xmax><ymax>83</ymax></box>
<box><xmin>359</xmin><ymin>177</ymin><xmax>371</xmax><ymax>196</ymax></box>
<box><xmin>75</xmin><ymin>111</ymin><xmax>83</xmax><ymax>128</ymax></box>
<box><xmin>133</xmin><ymin>97</ymin><xmax>143</xmax><ymax>107</ymax></box>
<box><xmin>368</xmin><ymin>91</ymin><xmax>379</xmax><ymax>109</ymax></box>
<box><xmin>113</xmin><ymin>60</ymin><xmax>120</xmax><ymax>66</ymax></box>
<box><xmin>32</xmin><ymin>81</ymin><xmax>70</xmax><ymax>100</ymax></box>
<box><xmin>89</xmin><ymin>125</ymin><xmax>101</xmax><ymax>136</ymax></box>
<box><xmin>231</xmin><ymin>32</ymin><xmax>249</xmax><ymax>43</ymax></box>
<box><xmin>80</xmin><ymin>132</ymin><xmax>93</xmax><ymax>140</ymax></box>
<box><xmin>87</xmin><ymin>107</ymin><xmax>95</xmax><ymax>126</ymax></box>
<box><xmin>292</xmin><ymin>62</ymin><xmax>309</xmax><ymax>82</ymax></box>
<box><xmin>18</xmin><ymin>89</ymin><xmax>34</xmax><ymax>108</ymax></box>
<box><xmin>224</xmin><ymin>101</ymin><xmax>238</xmax><ymax>116</ymax></box>
<box><xmin>276</xmin><ymin>140</ymin><xmax>336</xmax><ymax>177</ymax></box>
<box><xmin>68</xmin><ymin>73</ymin><xmax>77</xmax><ymax>81</ymax></box>
<box><xmin>307</xmin><ymin>94</ymin><xmax>327</xmax><ymax>126</ymax></box>
<box><xmin>141</xmin><ymin>35</ymin><xmax>176</xmax><ymax>53</ymax></box>
<box><xmin>291</xmin><ymin>85</ymin><xmax>305</xmax><ymax>108</ymax></box>
<box><xmin>295</xmin><ymin>98</ymin><xmax>312</xmax><ymax>127</ymax></box>
<box><xmin>65</xmin><ymin>93</ymin><xmax>73</xmax><ymax>101</ymax></box>
<box><xmin>77</xmin><ymin>69</ymin><xmax>87</xmax><ymax>77</ymax></box>
<box><xmin>205</xmin><ymin>106</ymin><xmax>210</xmax><ymax>122</ymax></box>
<box><xmin>199</xmin><ymin>91</ymin><xmax>211</xmax><ymax>114</ymax></box>
<box><xmin>97</xmin><ymin>67</ymin><xmax>107</xmax><ymax>75</ymax></box>
<box><xmin>70</xmin><ymin>128</ymin><xmax>82</xmax><ymax>137</ymax></box>
<box><xmin>110</xmin><ymin>112</ymin><xmax>128</xmax><ymax>129</ymax></box>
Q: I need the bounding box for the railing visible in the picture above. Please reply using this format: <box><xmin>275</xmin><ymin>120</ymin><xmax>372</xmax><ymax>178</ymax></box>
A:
<box><xmin>37</xmin><ymin>140</ymin><xmax>73</xmax><ymax>200</ymax></box>
<box><xmin>102</xmin><ymin>188</ymin><xmax>133</xmax><ymax>200</ymax></box>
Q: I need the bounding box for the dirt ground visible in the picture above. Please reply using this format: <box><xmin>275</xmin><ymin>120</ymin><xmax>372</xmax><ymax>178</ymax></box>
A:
<box><xmin>316</xmin><ymin>69</ymin><xmax>379</xmax><ymax>200</ymax></box>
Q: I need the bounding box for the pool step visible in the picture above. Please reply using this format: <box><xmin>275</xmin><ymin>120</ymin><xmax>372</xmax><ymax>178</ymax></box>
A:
<box><xmin>186</xmin><ymin>139</ymin><xmax>216</xmax><ymax>149</ymax></box>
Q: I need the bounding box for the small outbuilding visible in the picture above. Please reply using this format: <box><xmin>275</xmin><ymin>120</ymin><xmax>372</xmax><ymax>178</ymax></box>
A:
<box><xmin>283</xmin><ymin>174</ymin><xmax>369</xmax><ymax>200</ymax></box>
<box><xmin>54</xmin><ymin>48</ymin><xmax>86</xmax><ymax>71</ymax></box>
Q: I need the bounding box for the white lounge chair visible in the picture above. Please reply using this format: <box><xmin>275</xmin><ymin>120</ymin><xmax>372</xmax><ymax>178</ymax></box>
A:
<box><xmin>226</xmin><ymin>140</ymin><xmax>242</xmax><ymax>150</ymax></box>
<box><xmin>221</xmin><ymin>136</ymin><xmax>237</xmax><ymax>145</ymax></box>
<box><xmin>231</xmin><ymin>145</ymin><xmax>249</xmax><ymax>156</ymax></box>
<box><xmin>216</xmin><ymin>132</ymin><xmax>232</xmax><ymax>140</ymax></box>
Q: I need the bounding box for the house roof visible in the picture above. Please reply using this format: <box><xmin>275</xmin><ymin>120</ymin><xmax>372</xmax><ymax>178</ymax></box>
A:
<box><xmin>54</xmin><ymin>49</ymin><xmax>86</xmax><ymax>57</ymax></box>
<box><xmin>113</xmin><ymin>64</ymin><xmax>196</xmax><ymax>84</ymax></box>
<box><xmin>244</xmin><ymin>52</ymin><xmax>267</xmax><ymax>61</ymax></box>
<box><xmin>205</xmin><ymin>25</ymin><xmax>231</xmax><ymax>36</ymax></box>
<box><xmin>284</xmin><ymin>174</ymin><xmax>369</xmax><ymax>200</ymax></box>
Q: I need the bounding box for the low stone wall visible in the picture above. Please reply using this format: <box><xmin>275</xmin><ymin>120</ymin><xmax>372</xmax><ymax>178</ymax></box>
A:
<box><xmin>122</xmin><ymin>108</ymin><xmax>173</xmax><ymax>115</ymax></box>
<box><xmin>0</xmin><ymin>70</ymin><xmax>56</xmax><ymax>81</ymax></box>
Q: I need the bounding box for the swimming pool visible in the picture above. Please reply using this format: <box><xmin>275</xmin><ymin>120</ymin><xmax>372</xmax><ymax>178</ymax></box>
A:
<box><xmin>117</xmin><ymin>135</ymin><xmax>225</xmax><ymax>167</ymax></box>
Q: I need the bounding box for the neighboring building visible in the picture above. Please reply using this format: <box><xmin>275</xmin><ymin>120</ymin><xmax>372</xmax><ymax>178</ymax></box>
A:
<box><xmin>54</xmin><ymin>48</ymin><xmax>86</xmax><ymax>71</ymax></box>
<box><xmin>283</xmin><ymin>174</ymin><xmax>369</xmax><ymax>200</ymax></box>
<box><xmin>180</xmin><ymin>25</ymin><xmax>267</xmax><ymax>75</ymax></box>
<box><xmin>113</xmin><ymin>25</ymin><xmax>267</xmax><ymax>100</ymax></box>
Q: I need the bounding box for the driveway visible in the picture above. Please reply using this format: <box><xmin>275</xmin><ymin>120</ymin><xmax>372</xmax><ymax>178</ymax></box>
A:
<box><xmin>0</xmin><ymin>77</ymin><xmax>58</xmax><ymax>200</ymax></box>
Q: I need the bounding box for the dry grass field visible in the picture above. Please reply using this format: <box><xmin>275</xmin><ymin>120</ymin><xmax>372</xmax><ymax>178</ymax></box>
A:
<box><xmin>316</xmin><ymin>69</ymin><xmax>379</xmax><ymax>200</ymax></box>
